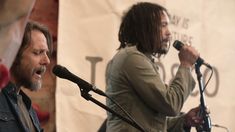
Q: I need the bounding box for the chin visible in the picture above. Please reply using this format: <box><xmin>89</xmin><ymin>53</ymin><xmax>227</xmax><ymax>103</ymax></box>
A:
<box><xmin>160</xmin><ymin>43</ymin><xmax>169</xmax><ymax>53</ymax></box>
<box><xmin>159</xmin><ymin>48</ymin><xmax>169</xmax><ymax>54</ymax></box>
<box><xmin>29</xmin><ymin>81</ymin><xmax>42</xmax><ymax>91</ymax></box>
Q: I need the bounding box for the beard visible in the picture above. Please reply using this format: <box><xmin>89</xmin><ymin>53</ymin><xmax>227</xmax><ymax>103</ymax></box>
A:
<box><xmin>12</xmin><ymin>64</ymin><xmax>44</xmax><ymax>91</ymax></box>
<box><xmin>158</xmin><ymin>39</ymin><xmax>170</xmax><ymax>54</ymax></box>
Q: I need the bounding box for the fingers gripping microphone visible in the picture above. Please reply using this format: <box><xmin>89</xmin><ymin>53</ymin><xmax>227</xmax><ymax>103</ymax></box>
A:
<box><xmin>52</xmin><ymin>65</ymin><xmax>106</xmax><ymax>96</ymax></box>
<box><xmin>173</xmin><ymin>40</ymin><xmax>212</xmax><ymax>69</ymax></box>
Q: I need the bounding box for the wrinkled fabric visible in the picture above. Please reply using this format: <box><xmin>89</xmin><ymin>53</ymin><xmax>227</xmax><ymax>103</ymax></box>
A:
<box><xmin>0</xmin><ymin>82</ymin><xmax>43</xmax><ymax>132</ymax></box>
<box><xmin>106</xmin><ymin>46</ymin><xmax>195</xmax><ymax>132</ymax></box>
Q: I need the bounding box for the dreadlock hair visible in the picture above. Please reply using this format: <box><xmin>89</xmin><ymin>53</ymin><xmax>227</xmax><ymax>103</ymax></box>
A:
<box><xmin>118</xmin><ymin>2</ymin><xmax>168</xmax><ymax>57</ymax></box>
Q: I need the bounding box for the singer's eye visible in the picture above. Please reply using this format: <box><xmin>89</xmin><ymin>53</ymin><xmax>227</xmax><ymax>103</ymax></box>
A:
<box><xmin>161</xmin><ymin>22</ymin><xmax>168</xmax><ymax>28</ymax></box>
<box><xmin>33</xmin><ymin>51</ymin><xmax>40</xmax><ymax>55</ymax></box>
<box><xmin>32</xmin><ymin>50</ymin><xmax>48</xmax><ymax>57</ymax></box>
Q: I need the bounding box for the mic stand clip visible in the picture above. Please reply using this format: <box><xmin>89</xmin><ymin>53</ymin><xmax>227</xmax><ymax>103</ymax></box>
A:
<box><xmin>78</xmin><ymin>86</ymin><xmax>146</xmax><ymax>132</ymax></box>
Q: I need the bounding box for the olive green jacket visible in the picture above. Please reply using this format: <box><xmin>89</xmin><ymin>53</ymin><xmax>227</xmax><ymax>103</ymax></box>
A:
<box><xmin>105</xmin><ymin>46</ymin><xmax>195</xmax><ymax>132</ymax></box>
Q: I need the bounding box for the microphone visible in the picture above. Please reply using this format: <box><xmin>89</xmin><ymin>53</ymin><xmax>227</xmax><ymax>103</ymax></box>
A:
<box><xmin>173</xmin><ymin>40</ymin><xmax>212</xmax><ymax>69</ymax></box>
<box><xmin>52</xmin><ymin>65</ymin><xmax>106</xmax><ymax>96</ymax></box>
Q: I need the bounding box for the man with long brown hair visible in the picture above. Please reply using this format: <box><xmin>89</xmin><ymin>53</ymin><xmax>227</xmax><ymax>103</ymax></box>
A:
<box><xmin>0</xmin><ymin>21</ymin><xmax>52</xmax><ymax>132</ymax></box>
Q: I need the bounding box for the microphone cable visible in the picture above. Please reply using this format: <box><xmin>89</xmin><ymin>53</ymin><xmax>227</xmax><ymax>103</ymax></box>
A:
<box><xmin>202</xmin><ymin>66</ymin><xmax>214</xmax><ymax>92</ymax></box>
<box><xmin>212</xmin><ymin>124</ymin><xmax>230</xmax><ymax>132</ymax></box>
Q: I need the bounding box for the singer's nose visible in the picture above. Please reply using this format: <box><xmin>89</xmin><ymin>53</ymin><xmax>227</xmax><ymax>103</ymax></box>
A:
<box><xmin>166</xmin><ymin>27</ymin><xmax>171</xmax><ymax>37</ymax></box>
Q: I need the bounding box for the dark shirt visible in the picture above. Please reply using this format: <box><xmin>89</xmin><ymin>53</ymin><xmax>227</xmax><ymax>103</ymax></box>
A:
<box><xmin>17</xmin><ymin>94</ymin><xmax>36</xmax><ymax>132</ymax></box>
<box><xmin>0</xmin><ymin>82</ymin><xmax>43</xmax><ymax>132</ymax></box>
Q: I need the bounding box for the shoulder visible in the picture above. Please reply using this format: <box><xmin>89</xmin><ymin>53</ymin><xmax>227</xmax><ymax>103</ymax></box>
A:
<box><xmin>117</xmin><ymin>46</ymin><xmax>149</xmax><ymax>62</ymax></box>
<box><xmin>0</xmin><ymin>88</ymin><xmax>14</xmax><ymax>119</ymax></box>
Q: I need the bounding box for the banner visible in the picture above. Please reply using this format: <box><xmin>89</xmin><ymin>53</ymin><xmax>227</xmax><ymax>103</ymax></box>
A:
<box><xmin>0</xmin><ymin>0</ymin><xmax>35</xmax><ymax>89</ymax></box>
<box><xmin>57</xmin><ymin>0</ymin><xmax>235</xmax><ymax>131</ymax></box>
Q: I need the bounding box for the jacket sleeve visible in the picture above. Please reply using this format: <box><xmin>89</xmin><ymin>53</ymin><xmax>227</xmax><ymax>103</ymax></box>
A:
<box><xmin>123</xmin><ymin>53</ymin><xmax>195</xmax><ymax>116</ymax></box>
<box><xmin>166</xmin><ymin>114</ymin><xmax>191</xmax><ymax>132</ymax></box>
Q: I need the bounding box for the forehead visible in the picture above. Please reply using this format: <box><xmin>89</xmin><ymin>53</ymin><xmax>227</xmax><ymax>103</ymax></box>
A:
<box><xmin>27</xmin><ymin>30</ymin><xmax>48</xmax><ymax>50</ymax></box>
<box><xmin>31</xmin><ymin>29</ymin><xmax>45</xmax><ymax>40</ymax></box>
<box><xmin>161</xmin><ymin>11</ymin><xmax>170</xmax><ymax>22</ymax></box>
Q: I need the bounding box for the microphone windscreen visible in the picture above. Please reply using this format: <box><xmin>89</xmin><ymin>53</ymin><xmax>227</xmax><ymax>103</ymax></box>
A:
<box><xmin>173</xmin><ymin>40</ymin><xmax>184</xmax><ymax>51</ymax></box>
<box><xmin>52</xmin><ymin>65</ymin><xmax>67</xmax><ymax>78</ymax></box>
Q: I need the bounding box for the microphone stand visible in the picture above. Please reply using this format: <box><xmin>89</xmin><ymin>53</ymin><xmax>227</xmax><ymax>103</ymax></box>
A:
<box><xmin>78</xmin><ymin>87</ymin><xmax>146</xmax><ymax>132</ymax></box>
<box><xmin>195</xmin><ymin>63</ymin><xmax>212</xmax><ymax>132</ymax></box>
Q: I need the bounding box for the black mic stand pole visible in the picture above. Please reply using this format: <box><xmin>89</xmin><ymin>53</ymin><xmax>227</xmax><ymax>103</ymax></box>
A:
<box><xmin>195</xmin><ymin>62</ymin><xmax>212</xmax><ymax>132</ymax></box>
<box><xmin>78</xmin><ymin>87</ymin><xmax>146</xmax><ymax>132</ymax></box>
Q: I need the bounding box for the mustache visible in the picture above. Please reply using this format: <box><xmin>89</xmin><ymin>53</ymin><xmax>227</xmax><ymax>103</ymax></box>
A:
<box><xmin>162</xmin><ymin>37</ymin><xmax>171</xmax><ymax>43</ymax></box>
<box><xmin>34</xmin><ymin>66</ymin><xmax>46</xmax><ymax>75</ymax></box>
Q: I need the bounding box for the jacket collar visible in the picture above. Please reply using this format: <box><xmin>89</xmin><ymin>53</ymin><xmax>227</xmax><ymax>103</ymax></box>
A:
<box><xmin>3</xmin><ymin>82</ymin><xmax>32</xmax><ymax>110</ymax></box>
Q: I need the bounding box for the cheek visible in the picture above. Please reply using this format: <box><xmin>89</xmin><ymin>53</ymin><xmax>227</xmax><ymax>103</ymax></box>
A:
<box><xmin>20</xmin><ymin>62</ymin><xmax>31</xmax><ymax>74</ymax></box>
<box><xmin>22</xmin><ymin>55</ymin><xmax>39</xmax><ymax>66</ymax></box>
<box><xmin>20</xmin><ymin>58</ymin><xmax>35</xmax><ymax>71</ymax></box>
<box><xmin>161</xmin><ymin>28</ymin><xmax>167</xmax><ymax>35</ymax></box>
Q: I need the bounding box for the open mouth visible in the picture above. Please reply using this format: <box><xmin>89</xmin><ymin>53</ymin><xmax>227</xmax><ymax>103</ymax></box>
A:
<box><xmin>36</xmin><ymin>70</ymin><xmax>43</xmax><ymax>75</ymax></box>
<box><xmin>34</xmin><ymin>67</ymin><xmax>46</xmax><ymax>78</ymax></box>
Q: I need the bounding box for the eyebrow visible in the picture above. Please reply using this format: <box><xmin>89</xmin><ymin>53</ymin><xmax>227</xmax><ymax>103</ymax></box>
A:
<box><xmin>32</xmin><ymin>48</ymin><xmax>49</xmax><ymax>53</ymax></box>
<box><xmin>161</xmin><ymin>21</ymin><xmax>169</xmax><ymax>25</ymax></box>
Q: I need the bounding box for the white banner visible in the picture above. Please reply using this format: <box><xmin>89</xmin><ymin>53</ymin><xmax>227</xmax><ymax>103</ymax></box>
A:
<box><xmin>57</xmin><ymin>0</ymin><xmax>235</xmax><ymax>131</ymax></box>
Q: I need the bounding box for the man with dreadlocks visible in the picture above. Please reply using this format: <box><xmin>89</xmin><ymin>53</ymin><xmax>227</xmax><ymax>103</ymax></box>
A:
<box><xmin>105</xmin><ymin>2</ymin><xmax>203</xmax><ymax>132</ymax></box>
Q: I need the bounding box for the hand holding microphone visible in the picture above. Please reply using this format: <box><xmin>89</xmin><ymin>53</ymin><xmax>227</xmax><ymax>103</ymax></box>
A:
<box><xmin>173</xmin><ymin>40</ymin><xmax>212</xmax><ymax>69</ymax></box>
